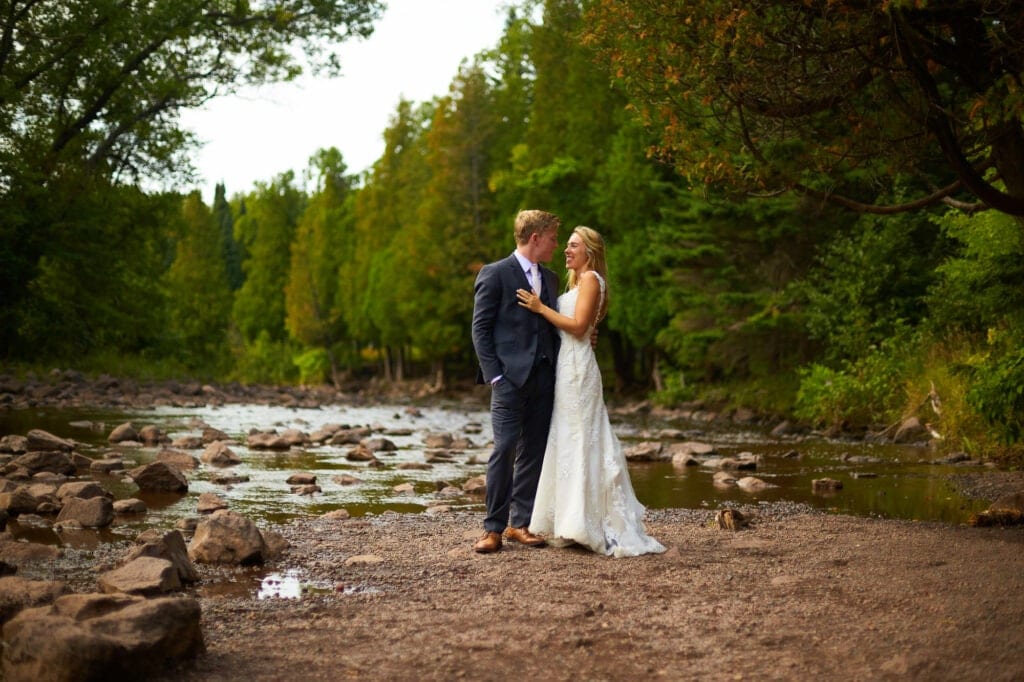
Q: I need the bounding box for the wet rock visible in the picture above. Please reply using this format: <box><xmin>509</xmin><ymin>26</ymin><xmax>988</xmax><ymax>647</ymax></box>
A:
<box><xmin>170</xmin><ymin>435</ymin><xmax>203</xmax><ymax>449</ymax></box>
<box><xmin>398</xmin><ymin>462</ymin><xmax>432</xmax><ymax>470</ymax></box>
<box><xmin>157</xmin><ymin>448</ymin><xmax>199</xmax><ymax>471</ymax></box>
<box><xmin>322</xmin><ymin>509</ymin><xmax>350</xmax><ymax>520</ymax></box>
<box><xmin>98</xmin><ymin>557</ymin><xmax>182</xmax><ymax>596</ymax></box>
<box><xmin>0</xmin><ymin>576</ymin><xmax>68</xmax><ymax>626</ymax></box>
<box><xmin>736</xmin><ymin>476</ymin><xmax>772</xmax><ymax>492</ymax></box>
<box><xmin>812</xmin><ymin>478</ymin><xmax>844</xmax><ymax>494</ymax></box>
<box><xmin>127</xmin><ymin>461</ymin><xmax>189</xmax><ymax>493</ymax></box>
<box><xmin>3</xmin><ymin>451</ymin><xmax>76</xmax><ymax>477</ymax></box>
<box><xmin>392</xmin><ymin>482</ymin><xmax>415</xmax><ymax>496</ymax></box>
<box><xmin>329</xmin><ymin>427</ymin><xmax>371</xmax><ymax>445</ymax></box>
<box><xmin>188</xmin><ymin>509</ymin><xmax>268</xmax><ymax>566</ymax></box>
<box><xmin>1</xmin><ymin>593</ymin><xmax>203</xmax><ymax>680</ymax></box>
<box><xmin>713</xmin><ymin>470</ymin><xmax>737</xmax><ymax>487</ymax></box>
<box><xmin>25</xmin><ymin>429</ymin><xmax>74</xmax><ymax>452</ymax></box>
<box><xmin>55</xmin><ymin>496</ymin><xmax>114</xmax><ymax>528</ymax></box>
<box><xmin>425</xmin><ymin>449</ymin><xmax>455</xmax><ymax>463</ymax></box>
<box><xmin>56</xmin><ymin>481</ymin><xmax>111</xmax><ymax>503</ymax></box>
<box><xmin>201</xmin><ymin>427</ymin><xmax>231</xmax><ymax>444</ymax></box>
<box><xmin>0</xmin><ymin>489</ymin><xmax>39</xmax><ymax>515</ymax></box>
<box><xmin>331</xmin><ymin>474</ymin><xmax>362</xmax><ymax>486</ymax></box>
<box><xmin>113</xmin><ymin>498</ymin><xmax>147</xmax><ymax>514</ymax></box>
<box><xmin>291</xmin><ymin>485</ymin><xmax>321</xmax><ymax>496</ymax></box>
<box><xmin>462</xmin><ymin>475</ymin><xmax>486</xmax><ymax>495</ymax></box>
<box><xmin>345</xmin><ymin>444</ymin><xmax>377</xmax><ymax>462</ymax></box>
<box><xmin>0</xmin><ymin>435</ymin><xmax>28</xmax><ymax>454</ymax></box>
<box><xmin>107</xmin><ymin>422</ymin><xmax>139</xmax><ymax>443</ymax></box>
<box><xmin>89</xmin><ymin>457</ymin><xmax>126</xmax><ymax>473</ymax></box>
<box><xmin>286</xmin><ymin>473</ymin><xmax>317</xmax><ymax>485</ymax></box>
<box><xmin>623</xmin><ymin>441</ymin><xmax>664</xmax><ymax>461</ymax></box>
<box><xmin>200</xmin><ymin>441</ymin><xmax>241</xmax><ymax>467</ymax></box>
<box><xmin>196</xmin><ymin>492</ymin><xmax>228</xmax><ymax>514</ymax></box>
<box><xmin>362</xmin><ymin>437</ymin><xmax>397</xmax><ymax>452</ymax></box>
<box><xmin>423</xmin><ymin>433</ymin><xmax>453</xmax><ymax>449</ymax></box>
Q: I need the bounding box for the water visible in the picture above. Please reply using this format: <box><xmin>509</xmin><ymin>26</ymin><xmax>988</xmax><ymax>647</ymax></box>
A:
<box><xmin>0</xmin><ymin>401</ymin><xmax>992</xmax><ymax>550</ymax></box>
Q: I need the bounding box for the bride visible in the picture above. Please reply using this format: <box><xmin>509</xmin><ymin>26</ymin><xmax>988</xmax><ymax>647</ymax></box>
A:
<box><xmin>516</xmin><ymin>226</ymin><xmax>665</xmax><ymax>557</ymax></box>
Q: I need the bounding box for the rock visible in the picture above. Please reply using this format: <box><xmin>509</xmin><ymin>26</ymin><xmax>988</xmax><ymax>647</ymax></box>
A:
<box><xmin>157</xmin><ymin>449</ymin><xmax>199</xmax><ymax>471</ymax></box>
<box><xmin>197</xmin><ymin>492</ymin><xmax>228</xmax><ymax>514</ymax></box>
<box><xmin>107</xmin><ymin>422</ymin><xmax>139</xmax><ymax>443</ymax></box>
<box><xmin>462</xmin><ymin>475</ymin><xmax>486</xmax><ymax>495</ymax></box>
<box><xmin>328</xmin><ymin>427</ymin><xmax>371</xmax><ymax>445</ymax></box>
<box><xmin>200</xmin><ymin>441</ymin><xmax>241</xmax><ymax>467</ymax></box>
<box><xmin>188</xmin><ymin>509</ymin><xmax>268</xmax><ymax>566</ymax></box>
<box><xmin>55</xmin><ymin>480</ymin><xmax>111</xmax><ymax>503</ymax></box>
<box><xmin>398</xmin><ymin>462</ymin><xmax>432</xmax><ymax>470</ymax></box>
<box><xmin>345</xmin><ymin>554</ymin><xmax>384</xmax><ymax>566</ymax></box>
<box><xmin>392</xmin><ymin>482</ymin><xmax>415</xmax><ymax>496</ymax></box>
<box><xmin>331</xmin><ymin>474</ymin><xmax>362</xmax><ymax>486</ymax></box>
<box><xmin>423</xmin><ymin>433</ymin><xmax>454</xmax><ymax>449</ymax></box>
<box><xmin>246</xmin><ymin>430</ymin><xmax>292</xmax><ymax>450</ymax></box>
<box><xmin>0</xmin><ymin>577</ymin><xmax>68</xmax><ymax>626</ymax></box>
<box><xmin>55</xmin><ymin>496</ymin><xmax>114</xmax><ymax>528</ymax></box>
<box><xmin>736</xmin><ymin>476</ymin><xmax>772</xmax><ymax>492</ymax></box>
<box><xmin>362</xmin><ymin>437</ymin><xmax>397</xmax><ymax>452</ymax></box>
<box><xmin>286</xmin><ymin>473</ymin><xmax>317</xmax><ymax>485</ymax></box>
<box><xmin>98</xmin><ymin>557</ymin><xmax>182</xmax><ymax>596</ymax></box>
<box><xmin>137</xmin><ymin>425</ymin><xmax>167</xmax><ymax>445</ymax></box>
<box><xmin>201</xmin><ymin>427</ymin><xmax>231</xmax><ymax>444</ymax></box>
<box><xmin>1</xmin><ymin>593</ymin><xmax>203</xmax><ymax>680</ymax></box>
<box><xmin>345</xmin><ymin>444</ymin><xmax>377</xmax><ymax>462</ymax></box>
<box><xmin>89</xmin><ymin>457</ymin><xmax>126</xmax><ymax>473</ymax></box>
<box><xmin>3</xmin><ymin>451</ymin><xmax>76</xmax><ymax>476</ymax></box>
<box><xmin>623</xmin><ymin>441</ymin><xmax>664</xmax><ymax>461</ymax></box>
<box><xmin>771</xmin><ymin>420</ymin><xmax>794</xmax><ymax>437</ymax></box>
<box><xmin>812</xmin><ymin>478</ymin><xmax>844</xmax><ymax>494</ymax></box>
<box><xmin>127</xmin><ymin>461</ymin><xmax>188</xmax><ymax>493</ymax></box>
<box><xmin>290</xmin><ymin>485</ymin><xmax>321</xmax><ymax>496</ymax></box>
<box><xmin>714</xmin><ymin>508</ymin><xmax>749</xmax><ymax>530</ymax></box>
<box><xmin>113</xmin><ymin>498</ymin><xmax>147</xmax><ymax>514</ymax></box>
<box><xmin>0</xmin><ymin>435</ymin><xmax>28</xmax><ymax>454</ymax></box>
<box><xmin>0</xmin><ymin>489</ymin><xmax>39</xmax><ymax>515</ymax></box>
<box><xmin>322</xmin><ymin>509</ymin><xmax>350</xmax><ymax>521</ymax></box>
<box><xmin>25</xmin><ymin>429</ymin><xmax>73</xmax><ymax>452</ymax></box>
<box><xmin>712</xmin><ymin>470</ymin><xmax>737</xmax><ymax>487</ymax></box>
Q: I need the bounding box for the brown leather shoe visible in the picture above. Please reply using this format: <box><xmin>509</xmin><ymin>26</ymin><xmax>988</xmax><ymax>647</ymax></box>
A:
<box><xmin>473</xmin><ymin>531</ymin><xmax>502</xmax><ymax>553</ymax></box>
<box><xmin>504</xmin><ymin>526</ymin><xmax>547</xmax><ymax>547</ymax></box>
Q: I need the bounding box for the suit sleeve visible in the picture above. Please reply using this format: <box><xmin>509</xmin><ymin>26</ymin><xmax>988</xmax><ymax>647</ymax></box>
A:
<box><xmin>472</xmin><ymin>264</ymin><xmax>502</xmax><ymax>383</ymax></box>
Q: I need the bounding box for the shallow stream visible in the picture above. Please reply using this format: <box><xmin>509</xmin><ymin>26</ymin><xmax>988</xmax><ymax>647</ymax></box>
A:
<box><xmin>0</xmin><ymin>399</ymin><xmax>991</xmax><ymax>551</ymax></box>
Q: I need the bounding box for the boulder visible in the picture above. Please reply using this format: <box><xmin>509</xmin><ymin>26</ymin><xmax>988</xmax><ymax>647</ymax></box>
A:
<box><xmin>98</xmin><ymin>557</ymin><xmax>181</xmax><ymax>596</ymax></box>
<box><xmin>0</xmin><ymin>577</ymin><xmax>67</xmax><ymax>626</ymax></box>
<box><xmin>125</xmin><ymin>530</ymin><xmax>198</xmax><ymax>584</ymax></box>
<box><xmin>188</xmin><ymin>509</ymin><xmax>268</xmax><ymax>566</ymax></box>
<box><xmin>3</xmin><ymin>451</ymin><xmax>76</xmax><ymax>476</ymax></box>
<box><xmin>1</xmin><ymin>593</ymin><xmax>203</xmax><ymax>680</ymax></box>
<box><xmin>107</xmin><ymin>422</ymin><xmax>139</xmax><ymax>443</ymax></box>
<box><xmin>55</xmin><ymin>496</ymin><xmax>114</xmax><ymax>528</ymax></box>
<box><xmin>200</xmin><ymin>441</ymin><xmax>241</xmax><ymax>467</ymax></box>
<box><xmin>156</xmin><ymin>448</ymin><xmax>199</xmax><ymax>471</ymax></box>
<box><xmin>55</xmin><ymin>480</ymin><xmax>111</xmax><ymax>503</ymax></box>
<box><xmin>127</xmin><ymin>461</ymin><xmax>188</xmax><ymax>493</ymax></box>
<box><xmin>25</xmin><ymin>429</ymin><xmax>73</xmax><ymax>452</ymax></box>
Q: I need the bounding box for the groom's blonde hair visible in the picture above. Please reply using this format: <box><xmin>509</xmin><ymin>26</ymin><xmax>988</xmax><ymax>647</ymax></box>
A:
<box><xmin>514</xmin><ymin>209</ymin><xmax>560</xmax><ymax>244</ymax></box>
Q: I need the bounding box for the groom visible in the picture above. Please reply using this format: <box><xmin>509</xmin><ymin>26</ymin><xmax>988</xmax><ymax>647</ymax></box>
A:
<box><xmin>471</xmin><ymin>209</ymin><xmax>561</xmax><ymax>553</ymax></box>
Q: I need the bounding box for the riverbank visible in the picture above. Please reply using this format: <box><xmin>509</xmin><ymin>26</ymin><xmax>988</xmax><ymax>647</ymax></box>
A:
<box><xmin>143</xmin><ymin>505</ymin><xmax>1024</xmax><ymax>681</ymax></box>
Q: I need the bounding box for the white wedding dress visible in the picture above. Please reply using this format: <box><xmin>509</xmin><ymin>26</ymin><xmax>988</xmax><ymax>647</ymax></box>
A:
<box><xmin>529</xmin><ymin>273</ymin><xmax>666</xmax><ymax>557</ymax></box>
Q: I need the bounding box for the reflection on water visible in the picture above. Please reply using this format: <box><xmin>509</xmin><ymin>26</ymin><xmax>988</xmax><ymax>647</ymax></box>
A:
<box><xmin>258</xmin><ymin>569</ymin><xmax>303</xmax><ymax>599</ymax></box>
<box><xmin>0</xmin><ymin>400</ymin><xmax>996</xmax><ymax>541</ymax></box>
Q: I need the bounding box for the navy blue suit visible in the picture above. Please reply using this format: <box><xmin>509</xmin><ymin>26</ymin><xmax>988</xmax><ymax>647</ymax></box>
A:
<box><xmin>472</xmin><ymin>254</ymin><xmax>560</xmax><ymax>532</ymax></box>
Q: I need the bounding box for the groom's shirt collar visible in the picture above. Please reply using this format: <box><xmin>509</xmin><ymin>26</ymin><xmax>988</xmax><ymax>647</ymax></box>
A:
<box><xmin>513</xmin><ymin>251</ymin><xmax>535</xmax><ymax>277</ymax></box>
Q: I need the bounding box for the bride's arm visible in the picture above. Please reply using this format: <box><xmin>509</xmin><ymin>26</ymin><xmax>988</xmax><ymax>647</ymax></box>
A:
<box><xmin>516</xmin><ymin>272</ymin><xmax>601</xmax><ymax>340</ymax></box>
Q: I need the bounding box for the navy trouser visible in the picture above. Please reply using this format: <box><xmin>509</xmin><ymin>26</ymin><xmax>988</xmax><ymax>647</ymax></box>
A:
<box><xmin>483</xmin><ymin>360</ymin><xmax>555</xmax><ymax>532</ymax></box>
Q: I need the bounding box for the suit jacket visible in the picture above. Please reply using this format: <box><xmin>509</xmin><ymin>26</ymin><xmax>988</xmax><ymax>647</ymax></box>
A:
<box><xmin>472</xmin><ymin>254</ymin><xmax>560</xmax><ymax>388</ymax></box>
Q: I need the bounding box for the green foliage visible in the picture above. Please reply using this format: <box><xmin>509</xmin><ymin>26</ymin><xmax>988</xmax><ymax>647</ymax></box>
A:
<box><xmin>794</xmin><ymin>344</ymin><xmax>910</xmax><ymax>429</ymax></box>
<box><xmin>164</xmin><ymin>192</ymin><xmax>233</xmax><ymax>370</ymax></box>
<box><xmin>797</xmin><ymin>210</ymin><xmax>946</xmax><ymax>363</ymax></box>
<box><xmin>232</xmin><ymin>331</ymin><xmax>299</xmax><ymax>385</ymax></box>
<box><xmin>963</xmin><ymin>326</ymin><xmax>1024</xmax><ymax>445</ymax></box>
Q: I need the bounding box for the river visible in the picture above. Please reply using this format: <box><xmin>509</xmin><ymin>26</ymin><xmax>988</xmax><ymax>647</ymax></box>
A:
<box><xmin>0</xmin><ymin>397</ymin><xmax>992</xmax><ymax>550</ymax></box>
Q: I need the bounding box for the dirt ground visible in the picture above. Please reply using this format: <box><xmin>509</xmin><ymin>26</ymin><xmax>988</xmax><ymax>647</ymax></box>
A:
<box><xmin>139</xmin><ymin>498</ymin><xmax>1024</xmax><ymax>682</ymax></box>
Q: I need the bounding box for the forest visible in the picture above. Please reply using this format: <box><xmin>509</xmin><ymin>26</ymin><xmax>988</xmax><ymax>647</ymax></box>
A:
<box><xmin>1</xmin><ymin>0</ymin><xmax>1022</xmax><ymax>462</ymax></box>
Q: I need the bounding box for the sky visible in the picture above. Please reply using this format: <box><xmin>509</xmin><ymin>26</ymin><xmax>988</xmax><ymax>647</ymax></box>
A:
<box><xmin>179</xmin><ymin>0</ymin><xmax>510</xmax><ymax>202</ymax></box>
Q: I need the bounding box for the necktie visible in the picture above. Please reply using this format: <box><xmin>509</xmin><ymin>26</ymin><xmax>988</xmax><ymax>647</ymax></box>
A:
<box><xmin>530</xmin><ymin>264</ymin><xmax>541</xmax><ymax>295</ymax></box>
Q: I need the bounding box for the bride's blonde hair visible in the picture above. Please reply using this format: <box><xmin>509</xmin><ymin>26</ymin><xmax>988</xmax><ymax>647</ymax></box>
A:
<box><xmin>566</xmin><ymin>226</ymin><xmax>609</xmax><ymax>321</ymax></box>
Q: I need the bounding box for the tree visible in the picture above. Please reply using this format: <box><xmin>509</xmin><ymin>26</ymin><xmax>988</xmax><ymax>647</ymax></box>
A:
<box><xmin>284</xmin><ymin>148</ymin><xmax>354</xmax><ymax>385</ymax></box>
<box><xmin>0</xmin><ymin>0</ymin><xmax>383</xmax><ymax>357</ymax></box>
<box><xmin>164</xmin><ymin>192</ymin><xmax>233</xmax><ymax>369</ymax></box>
<box><xmin>582</xmin><ymin>1</ymin><xmax>1024</xmax><ymax>216</ymax></box>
